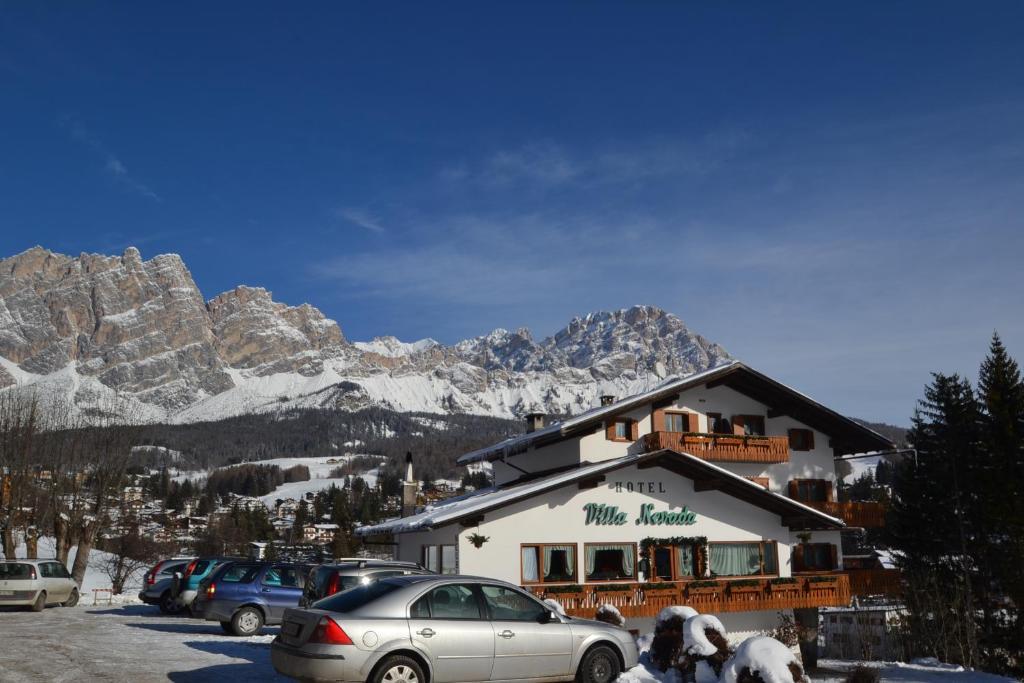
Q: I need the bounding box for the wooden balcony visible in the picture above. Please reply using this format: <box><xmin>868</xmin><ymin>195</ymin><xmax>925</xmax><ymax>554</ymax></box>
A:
<box><xmin>804</xmin><ymin>501</ymin><xmax>887</xmax><ymax>528</ymax></box>
<box><xmin>642</xmin><ymin>432</ymin><xmax>790</xmax><ymax>464</ymax></box>
<box><xmin>846</xmin><ymin>568</ymin><xmax>901</xmax><ymax>597</ymax></box>
<box><xmin>527</xmin><ymin>573</ymin><xmax>851</xmax><ymax>619</ymax></box>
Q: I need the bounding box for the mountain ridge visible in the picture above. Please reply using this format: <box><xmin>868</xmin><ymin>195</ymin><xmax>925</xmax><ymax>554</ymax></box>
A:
<box><xmin>0</xmin><ymin>246</ymin><xmax>731</xmax><ymax>422</ymax></box>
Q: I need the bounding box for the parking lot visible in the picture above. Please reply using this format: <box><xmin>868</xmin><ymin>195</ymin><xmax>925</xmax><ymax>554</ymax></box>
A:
<box><xmin>0</xmin><ymin>604</ymin><xmax>290</xmax><ymax>682</ymax></box>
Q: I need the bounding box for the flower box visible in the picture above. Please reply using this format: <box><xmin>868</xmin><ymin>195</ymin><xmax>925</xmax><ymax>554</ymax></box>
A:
<box><xmin>726</xmin><ymin>580</ymin><xmax>765</xmax><ymax>594</ymax></box>
<box><xmin>685</xmin><ymin>581</ymin><xmax>722</xmax><ymax>596</ymax></box>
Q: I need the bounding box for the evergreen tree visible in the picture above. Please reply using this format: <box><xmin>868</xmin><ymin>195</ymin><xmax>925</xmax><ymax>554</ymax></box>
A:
<box><xmin>977</xmin><ymin>333</ymin><xmax>1024</xmax><ymax>659</ymax></box>
<box><xmin>292</xmin><ymin>500</ymin><xmax>309</xmax><ymax>541</ymax></box>
<box><xmin>887</xmin><ymin>373</ymin><xmax>982</xmax><ymax>667</ymax></box>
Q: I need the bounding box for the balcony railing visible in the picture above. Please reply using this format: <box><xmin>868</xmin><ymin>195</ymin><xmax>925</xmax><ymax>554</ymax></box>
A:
<box><xmin>526</xmin><ymin>574</ymin><xmax>850</xmax><ymax>619</ymax></box>
<box><xmin>642</xmin><ymin>432</ymin><xmax>790</xmax><ymax>464</ymax></box>
<box><xmin>846</xmin><ymin>568</ymin><xmax>901</xmax><ymax>596</ymax></box>
<box><xmin>803</xmin><ymin>501</ymin><xmax>887</xmax><ymax>528</ymax></box>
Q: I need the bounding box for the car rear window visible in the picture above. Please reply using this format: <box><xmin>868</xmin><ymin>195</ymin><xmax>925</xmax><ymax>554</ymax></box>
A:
<box><xmin>220</xmin><ymin>564</ymin><xmax>261</xmax><ymax>583</ymax></box>
<box><xmin>0</xmin><ymin>563</ymin><xmax>33</xmax><ymax>579</ymax></box>
<box><xmin>192</xmin><ymin>560</ymin><xmax>210</xmax><ymax>575</ymax></box>
<box><xmin>313</xmin><ymin>580</ymin><xmax>401</xmax><ymax>613</ymax></box>
<box><xmin>160</xmin><ymin>562</ymin><xmax>187</xmax><ymax>575</ymax></box>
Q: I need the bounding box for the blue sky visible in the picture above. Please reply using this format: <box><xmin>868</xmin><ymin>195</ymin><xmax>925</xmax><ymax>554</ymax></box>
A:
<box><xmin>1</xmin><ymin>2</ymin><xmax>1022</xmax><ymax>424</ymax></box>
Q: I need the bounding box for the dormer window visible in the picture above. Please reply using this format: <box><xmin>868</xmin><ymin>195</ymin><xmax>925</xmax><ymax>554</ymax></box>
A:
<box><xmin>605</xmin><ymin>418</ymin><xmax>638</xmax><ymax>442</ymax></box>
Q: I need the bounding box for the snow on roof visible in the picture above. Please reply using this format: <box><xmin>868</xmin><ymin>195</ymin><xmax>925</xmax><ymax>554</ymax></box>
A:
<box><xmin>358</xmin><ymin>448</ymin><xmax>844</xmax><ymax>536</ymax></box>
<box><xmin>457</xmin><ymin>362</ymin><xmax>740</xmax><ymax>465</ymax></box>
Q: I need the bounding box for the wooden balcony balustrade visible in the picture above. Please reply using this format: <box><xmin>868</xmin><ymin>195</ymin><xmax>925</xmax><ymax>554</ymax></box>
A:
<box><xmin>803</xmin><ymin>501</ymin><xmax>887</xmax><ymax>528</ymax></box>
<box><xmin>845</xmin><ymin>568</ymin><xmax>901</xmax><ymax>596</ymax></box>
<box><xmin>642</xmin><ymin>432</ymin><xmax>791</xmax><ymax>464</ymax></box>
<box><xmin>526</xmin><ymin>573</ymin><xmax>851</xmax><ymax>619</ymax></box>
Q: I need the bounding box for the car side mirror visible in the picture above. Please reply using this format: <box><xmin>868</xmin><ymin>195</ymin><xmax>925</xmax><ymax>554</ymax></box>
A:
<box><xmin>538</xmin><ymin>610</ymin><xmax>559</xmax><ymax>624</ymax></box>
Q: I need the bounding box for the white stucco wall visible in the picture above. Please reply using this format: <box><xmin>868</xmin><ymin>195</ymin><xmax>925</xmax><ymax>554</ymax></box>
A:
<box><xmin>400</xmin><ymin>462</ymin><xmax>797</xmax><ymax>584</ymax></box>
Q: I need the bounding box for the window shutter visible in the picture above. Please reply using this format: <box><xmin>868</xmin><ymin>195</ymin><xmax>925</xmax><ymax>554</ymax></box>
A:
<box><xmin>629</xmin><ymin>419</ymin><xmax>639</xmax><ymax>441</ymax></box>
<box><xmin>652</xmin><ymin>407</ymin><xmax>665</xmax><ymax>433</ymax></box>
<box><xmin>829</xmin><ymin>544</ymin><xmax>838</xmax><ymax>570</ymax></box>
<box><xmin>792</xmin><ymin>544</ymin><xmax>805</xmax><ymax>572</ymax></box>
<box><xmin>788</xmin><ymin>480</ymin><xmax>798</xmax><ymax>499</ymax></box>
<box><xmin>732</xmin><ymin>415</ymin><xmax>746</xmax><ymax>435</ymax></box>
<box><xmin>605</xmin><ymin>421</ymin><xmax>616</xmax><ymax>441</ymax></box>
<box><xmin>788</xmin><ymin>429</ymin><xmax>799</xmax><ymax>450</ymax></box>
<box><xmin>806</xmin><ymin>430</ymin><xmax>815</xmax><ymax>450</ymax></box>
<box><xmin>686</xmin><ymin>412</ymin><xmax>700</xmax><ymax>433</ymax></box>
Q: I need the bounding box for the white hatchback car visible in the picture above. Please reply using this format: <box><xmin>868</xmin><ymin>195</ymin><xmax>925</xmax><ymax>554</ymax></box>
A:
<box><xmin>0</xmin><ymin>560</ymin><xmax>80</xmax><ymax>611</ymax></box>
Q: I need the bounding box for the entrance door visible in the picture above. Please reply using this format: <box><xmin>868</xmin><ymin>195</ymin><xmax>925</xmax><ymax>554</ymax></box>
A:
<box><xmin>408</xmin><ymin>583</ymin><xmax>494</xmax><ymax>682</ymax></box>
<box><xmin>480</xmin><ymin>584</ymin><xmax>573</xmax><ymax>680</ymax></box>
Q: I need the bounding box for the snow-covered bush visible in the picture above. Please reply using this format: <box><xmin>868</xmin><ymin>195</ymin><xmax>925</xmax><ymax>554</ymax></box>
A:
<box><xmin>596</xmin><ymin>603</ymin><xmax>626</xmax><ymax>627</ymax></box>
<box><xmin>844</xmin><ymin>665</ymin><xmax>880</xmax><ymax>683</ymax></box>
<box><xmin>682</xmin><ymin>614</ymin><xmax>732</xmax><ymax>678</ymax></box>
<box><xmin>649</xmin><ymin>606</ymin><xmax>692</xmax><ymax>671</ymax></box>
<box><xmin>543</xmin><ymin>598</ymin><xmax>566</xmax><ymax>615</ymax></box>
<box><xmin>719</xmin><ymin>635</ymin><xmax>808</xmax><ymax>683</ymax></box>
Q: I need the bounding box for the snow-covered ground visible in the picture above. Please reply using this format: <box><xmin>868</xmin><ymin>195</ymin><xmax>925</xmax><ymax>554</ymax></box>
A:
<box><xmin>6</xmin><ymin>536</ymin><xmax>143</xmax><ymax>603</ymax></box>
<box><xmin>244</xmin><ymin>455</ymin><xmax>384</xmax><ymax>509</ymax></box>
<box><xmin>0</xmin><ymin>604</ymin><xmax>286</xmax><ymax>682</ymax></box>
<box><xmin>815</xmin><ymin>659</ymin><xmax>1015</xmax><ymax>683</ymax></box>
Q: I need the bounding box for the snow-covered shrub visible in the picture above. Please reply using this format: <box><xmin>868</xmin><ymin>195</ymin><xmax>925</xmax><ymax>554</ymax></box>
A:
<box><xmin>543</xmin><ymin>598</ymin><xmax>566</xmax><ymax>615</ymax></box>
<box><xmin>649</xmin><ymin>607</ymin><xmax>692</xmax><ymax>671</ymax></box>
<box><xmin>682</xmin><ymin>614</ymin><xmax>732</xmax><ymax>677</ymax></box>
<box><xmin>596</xmin><ymin>603</ymin><xmax>626</xmax><ymax>627</ymax></box>
<box><xmin>720</xmin><ymin>635</ymin><xmax>808</xmax><ymax>683</ymax></box>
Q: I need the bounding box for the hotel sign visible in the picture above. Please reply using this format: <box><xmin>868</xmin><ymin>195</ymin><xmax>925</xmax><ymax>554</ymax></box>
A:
<box><xmin>583</xmin><ymin>502</ymin><xmax>697</xmax><ymax>527</ymax></box>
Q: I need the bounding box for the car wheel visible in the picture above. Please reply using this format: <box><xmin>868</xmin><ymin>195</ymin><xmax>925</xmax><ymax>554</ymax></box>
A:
<box><xmin>230</xmin><ymin>606</ymin><xmax>264</xmax><ymax>636</ymax></box>
<box><xmin>62</xmin><ymin>589</ymin><xmax>79</xmax><ymax>607</ymax></box>
<box><xmin>372</xmin><ymin>655</ymin><xmax>425</xmax><ymax>683</ymax></box>
<box><xmin>576</xmin><ymin>645</ymin><xmax>621</xmax><ymax>683</ymax></box>
<box><xmin>30</xmin><ymin>592</ymin><xmax>46</xmax><ymax>612</ymax></box>
<box><xmin>158</xmin><ymin>591</ymin><xmax>180</xmax><ymax>615</ymax></box>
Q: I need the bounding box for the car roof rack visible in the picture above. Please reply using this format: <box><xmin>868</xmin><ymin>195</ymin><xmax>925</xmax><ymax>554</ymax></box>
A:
<box><xmin>331</xmin><ymin>558</ymin><xmax>426</xmax><ymax>570</ymax></box>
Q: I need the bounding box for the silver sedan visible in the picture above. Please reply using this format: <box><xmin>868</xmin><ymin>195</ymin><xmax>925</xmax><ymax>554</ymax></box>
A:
<box><xmin>271</xmin><ymin>575</ymin><xmax>638</xmax><ymax>683</ymax></box>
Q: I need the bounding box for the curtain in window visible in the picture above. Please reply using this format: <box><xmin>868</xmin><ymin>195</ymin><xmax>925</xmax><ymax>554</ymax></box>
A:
<box><xmin>710</xmin><ymin>543</ymin><xmax>761</xmax><ymax>576</ymax></box>
<box><xmin>586</xmin><ymin>545</ymin><xmax>634</xmax><ymax>578</ymax></box>
<box><xmin>675</xmin><ymin>544</ymin><xmax>694</xmax><ymax>577</ymax></box>
<box><xmin>441</xmin><ymin>545</ymin><xmax>457</xmax><ymax>574</ymax></box>
<box><xmin>522</xmin><ymin>547</ymin><xmax>539</xmax><ymax>582</ymax></box>
<box><xmin>542</xmin><ymin>545</ymin><xmax>575</xmax><ymax>580</ymax></box>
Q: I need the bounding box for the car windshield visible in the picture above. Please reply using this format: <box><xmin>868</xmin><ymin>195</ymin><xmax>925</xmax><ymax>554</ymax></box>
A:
<box><xmin>314</xmin><ymin>579</ymin><xmax>401</xmax><ymax>613</ymax></box>
<box><xmin>0</xmin><ymin>563</ymin><xmax>33</xmax><ymax>579</ymax></box>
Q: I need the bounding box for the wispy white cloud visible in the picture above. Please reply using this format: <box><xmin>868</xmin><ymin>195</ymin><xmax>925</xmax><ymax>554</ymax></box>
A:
<box><xmin>62</xmin><ymin>117</ymin><xmax>161</xmax><ymax>202</ymax></box>
<box><xmin>334</xmin><ymin>207</ymin><xmax>386</xmax><ymax>233</ymax></box>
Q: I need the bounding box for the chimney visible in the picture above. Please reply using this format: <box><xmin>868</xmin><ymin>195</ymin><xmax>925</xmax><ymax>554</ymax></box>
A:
<box><xmin>402</xmin><ymin>452</ymin><xmax>417</xmax><ymax>518</ymax></box>
<box><xmin>525</xmin><ymin>412</ymin><xmax>546</xmax><ymax>433</ymax></box>
<box><xmin>600</xmin><ymin>395</ymin><xmax>616</xmax><ymax>406</ymax></box>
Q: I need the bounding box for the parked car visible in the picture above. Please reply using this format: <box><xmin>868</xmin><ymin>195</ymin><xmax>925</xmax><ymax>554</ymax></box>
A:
<box><xmin>138</xmin><ymin>557</ymin><xmax>194</xmax><ymax>614</ymax></box>
<box><xmin>272</xmin><ymin>574</ymin><xmax>638</xmax><ymax>683</ymax></box>
<box><xmin>172</xmin><ymin>556</ymin><xmax>240</xmax><ymax>612</ymax></box>
<box><xmin>192</xmin><ymin>561</ymin><xmax>313</xmax><ymax>636</ymax></box>
<box><xmin>0</xmin><ymin>559</ymin><xmax>80</xmax><ymax>611</ymax></box>
<box><xmin>300</xmin><ymin>559</ymin><xmax>431</xmax><ymax>607</ymax></box>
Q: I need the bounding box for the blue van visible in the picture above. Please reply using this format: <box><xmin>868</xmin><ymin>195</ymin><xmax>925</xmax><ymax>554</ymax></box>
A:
<box><xmin>192</xmin><ymin>561</ymin><xmax>311</xmax><ymax>636</ymax></box>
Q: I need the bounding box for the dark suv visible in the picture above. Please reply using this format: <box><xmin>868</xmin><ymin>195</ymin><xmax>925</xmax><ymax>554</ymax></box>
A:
<box><xmin>192</xmin><ymin>561</ymin><xmax>312</xmax><ymax>636</ymax></box>
<box><xmin>300</xmin><ymin>559</ymin><xmax>430</xmax><ymax>607</ymax></box>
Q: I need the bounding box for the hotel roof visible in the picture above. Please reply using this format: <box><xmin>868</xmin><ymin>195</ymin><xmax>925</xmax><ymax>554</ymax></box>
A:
<box><xmin>457</xmin><ymin>361</ymin><xmax>894</xmax><ymax>465</ymax></box>
<box><xmin>357</xmin><ymin>447</ymin><xmax>845</xmax><ymax>536</ymax></box>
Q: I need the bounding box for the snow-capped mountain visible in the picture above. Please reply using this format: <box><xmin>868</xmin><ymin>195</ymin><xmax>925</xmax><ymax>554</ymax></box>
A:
<box><xmin>0</xmin><ymin>246</ymin><xmax>730</xmax><ymax>423</ymax></box>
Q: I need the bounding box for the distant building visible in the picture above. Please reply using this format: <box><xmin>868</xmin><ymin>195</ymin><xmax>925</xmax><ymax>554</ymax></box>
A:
<box><xmin>303</xmin><ymin>523</ymin><xmax>339</xmax><ymax>544</ymax></box>
<box><xmin>821</xmin><ymin>604</ymin><xmax>905</xmax><ymax>660</ymax></box>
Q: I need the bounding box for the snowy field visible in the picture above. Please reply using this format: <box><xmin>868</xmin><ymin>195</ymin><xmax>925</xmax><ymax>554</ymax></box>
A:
<box><xmin>815</xmin><ymin>659</ymin><xmax>1014</xmax><ymax>683</ymax></box>
<box><xmin>0</xmin><ymin>604</ymin><xmax>287</xmax><ymax>682</ymax></box>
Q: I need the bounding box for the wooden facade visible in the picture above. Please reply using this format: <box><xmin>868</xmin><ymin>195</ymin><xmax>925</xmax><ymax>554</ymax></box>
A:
<box><xmin>804</xmin><ymin>501</ymin><xmax>887</xmax><ymax>528</ymax></box>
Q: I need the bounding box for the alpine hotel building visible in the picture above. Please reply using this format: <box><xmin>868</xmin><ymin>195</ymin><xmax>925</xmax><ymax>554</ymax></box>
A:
<box><xmin>359</xmin><ymin>361</ymin><xmax>894</xmax><ymax>652</ymax></box>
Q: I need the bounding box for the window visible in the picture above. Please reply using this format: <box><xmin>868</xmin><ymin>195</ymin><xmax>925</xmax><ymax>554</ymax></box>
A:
<box><xmin>790</xmin><ymin>479</ymin><xmax>832</xmax><ymax>502</ymax></box>
<box><xmin>0</xmin><ymin>563</ymin><xmax>33</xmax><ymax>579</ymax></box>
<box><xmin>221</xmin><ymin>564</ymin><xmax>261</xmax><ymax>583</ymax></box>
<box><xmin>707</xmin><ymin>413</ymin><xmax>730</xmax><ymax>434</ymax></box>
<box><xmin>708</xmin><ymin>541</ymin><xmax>778</xmax><ymax>577</ymax></box>
<box><xmin>315</xmin><ymin>579</ymin><xmax>401</xmax><ymax>612</ymax></box>
<box><xmin>411</xmin><ymin>584</ymin><xmax>482</xmax><ymax>620</ymax></box>
<box><xmin>788</xmin><ymin>428</ymin><xmax>814</xmax><ymax>451</ymax></box>
<box><xmin>481</xmin><ymin>584</ymin><xmax>548</xmax><ymax>621</ymax></box>
<box><xmin>521</xmin><ymin>544</ymin><xmax>576</xmax><ymax>583</ymax></box>
<box><xmin>663</xmin><ymin>412</ymin><xmax>696</xmax><ymax>433</ymax></box>
<box><xmin>584</xmin><ymin>543</ymin><xmax>636</xmax><ymax>581</ymax></box>
<box><xmin>605</xmin><ymin>418</ymin><xmax>638</xmax><ymax>441</ymax></box>
<box><xmin>732</xmin><ymin>415</ymin><xmax>766</xmax><ymax>436</ymax></box>
<box><xmin>423</xmin><ymin>544</ymin><xmax>458</xmax><ymax>574</ymax></box>
<box><xmin>651</xmin><ymin>543</ymin><xmax>696</xmax><ymax>580</ymax></box>
<box><xmin>794</xmin><ymin>543</ymin><xmax>836</xmax><ymax>571</ymax></box>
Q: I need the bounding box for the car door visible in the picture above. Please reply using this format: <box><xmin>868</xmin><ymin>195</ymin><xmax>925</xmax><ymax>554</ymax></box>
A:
<box><xmin>41</xmin><ymin>562</ymin><xmax>69</xmax><ymax>602</ymax></box>
<box><xmin>481</xmin><ymin>584</ymin><xmax>573</xmax><ymax>680</ymax></box>
<box><xmin>408</xmin><ymin>583</ymin><xmax>494</xmax><ymax>683</ymax></box>
<box><xmin>260</xmin><ymin>565</ymin><xmax>304</xmax><ymax>622</ymax></box>
<box><xmin>50</xmin><ymin>562</ymin><xmax>74</xmax><ymax>600</ymax></box>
